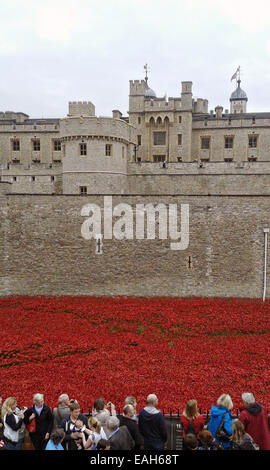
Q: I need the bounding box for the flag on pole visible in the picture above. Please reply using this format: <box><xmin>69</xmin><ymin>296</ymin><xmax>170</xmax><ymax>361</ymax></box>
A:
<box><xmin>231</xmin><ymin>66</ymin><xmax>240</xmax><ymax>81</ymax></box>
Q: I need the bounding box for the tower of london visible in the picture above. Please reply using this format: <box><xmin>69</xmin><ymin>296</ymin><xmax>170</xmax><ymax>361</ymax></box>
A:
<box><xmin>1</xmin><ymin>71</ymin><xmax>269</xmax><ymax>197</ymax></box>
<box><xmin>1</xmin><ymin>70</ymin><xmax>270</xmax><ymax>299</ymax></box>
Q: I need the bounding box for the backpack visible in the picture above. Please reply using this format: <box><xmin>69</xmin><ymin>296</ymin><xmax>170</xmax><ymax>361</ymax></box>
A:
<box><xmin>185</xmin><ymin>419</ymin><xmax>197</xmax><ymax>436</ymax></box>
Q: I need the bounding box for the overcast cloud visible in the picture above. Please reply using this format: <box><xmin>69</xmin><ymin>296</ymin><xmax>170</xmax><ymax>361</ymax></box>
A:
<box><xmin>1</xmin><ymin>0</ymin><xmax>270</xmax><ymax>118</ymax></box>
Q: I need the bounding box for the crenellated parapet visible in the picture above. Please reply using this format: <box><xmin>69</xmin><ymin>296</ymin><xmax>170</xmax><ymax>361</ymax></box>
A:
<box><xmin>68</xmin><ymin>101</ymin><xmax>95</xmax><ymax>117</ymax></box>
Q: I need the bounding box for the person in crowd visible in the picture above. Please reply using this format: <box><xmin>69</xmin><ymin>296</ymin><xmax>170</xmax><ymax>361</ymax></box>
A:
<box><xmin>24</xmin><ymin>393</ymin><xmax>54</xmax><ymax>450</ymax></box>
<box><xmin>180</xmin><ymin>399</ymin><xmax>204</xmax><ymax>439</ymax></box>
<box><xmin>92</xmin><ymin>398</ymin><xmax>116</xmax><ymax>438</ymax></box>
<box><xmin>1</xmin><ymin>397</ymin><xmax>26</xmax><ymax>450</ymax></box>
<box><xmin>52</xmin><ymin>394</ymin><xmax>71</xmax><ymax>429</ymax></box>
<box><xmin>229</xmin><ymin>419</ymin><xmax>259</xmax><ymax>450</ymax></box>
<box><xmin>124</xmin><ymin>397</ymin><xmax>138</xmax><ymax>422</ymax></box>
<box><xmin>198</xmin><ymin>430</ymin><xmax>220</xmax><ymax>450</ymax></box>
<box><xmin>239</xmin><ymin>392</ymin><xmax>270</xmax><ymax>450</ymax></box>
<box><xmin>106</xmin><ymin>416</ymin><xmax>134</xmax><ymax>450</ymax></box>
<box><xmin>207</xmin><ymin>394</ymin><xmax>233</xmax><ymax>450</ymax></box>
<box><xmin>183</xmin><ymin>433</ymin><xmax>198</xmax><ymax>450</ymax></box>
<box><xmin>138</xmin><ymin>394</ymin><xmax>168</xmax><ymax>450</ymax></box>
<box><xmin>14</xmin><ymin>403</ymin><xmax>26</xmax><ymax>450</ymax></box>
<box><xmin>0</xmin><ymin>395</ymin><xmax>4</xmax><ymax>445</ymax></box>
<box><xmin>45</xmin><ymin>428</ymin><xmax>65</xmax><ymax>450</ymax></box>
<box><xmin>82</xmin><ymin>416</ymin><xmax>107</xmax><ymax>450</ymax></box>
<box><xmin>119</xmin><ymin>404</ymin><xmax>144</xmax><ymax>449</ymax></box>
<box><xmin>96</xmin><ymin>439</ymin><xmax>110</xmax><ymax>450</ymax></box>
<box><xmin>69</xmin><ymin>419</ymin><xmax>86</xmax><ymax>434</ymax></box>
<box><xmin>59</xmin><ymin>400</ymin><xmax>88</xmax><ymax>450</ymax></box>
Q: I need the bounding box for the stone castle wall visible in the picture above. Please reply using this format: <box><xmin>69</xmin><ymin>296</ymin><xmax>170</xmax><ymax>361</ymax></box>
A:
<box><xmin>1</xmin><ymin>192</ymin><xmax>269</xmax><ymax>298</ymax></box>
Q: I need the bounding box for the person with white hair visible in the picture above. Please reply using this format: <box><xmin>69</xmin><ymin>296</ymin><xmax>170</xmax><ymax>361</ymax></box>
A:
<box><xmin>52</xmin><ymin>393</ymin><xmax>70</xmax><ymax>428</ymax></box>
<box><xmin>138</xmin><ymin>394</ymin><xmax>167</xmax><ymax>450</ymax></box>
<box><xmin>107</xmin><ymin>415</ymin><xmax>135</xmax><ymax>450</ymax></box>
<box><xmin>207</xmin><ymin>394</ymin><xmax>233</xmax><ymax>450</ymax></box>
<box><xmin>24</xmin><ymin>393</ymin><xmax>54</xmax><ymax>450</ymax></box>
<box><xmin>239</xmin><ymin>392</ymin><xmax>270</xmax><ymax>450</ymax></box>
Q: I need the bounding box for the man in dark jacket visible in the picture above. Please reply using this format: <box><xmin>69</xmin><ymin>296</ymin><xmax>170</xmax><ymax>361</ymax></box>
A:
<box><xmin>119</xmin><ymin>404</ymin><xmax>144</xmax><ymax>449</ymax></box>
<box><xmin>239</xmin><ymin>392</ymin><xmax>270</xmax><ymax>450</ymax></box>
<box><xmin>138</xmin><ymin>394</ymin><xmax>167</xmax><ymax>450</ymax></box>
<box><xmin>107</xmin><ymin>416</ymin><xmax>135</xmax><ymax>450</ymax></box>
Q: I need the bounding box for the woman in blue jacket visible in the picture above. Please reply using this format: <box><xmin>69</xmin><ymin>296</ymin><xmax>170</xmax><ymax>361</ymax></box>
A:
<box><xmin>208</xmin><ymin>394</ymin><xmax>233</xmax><ymax>449</ymax></box>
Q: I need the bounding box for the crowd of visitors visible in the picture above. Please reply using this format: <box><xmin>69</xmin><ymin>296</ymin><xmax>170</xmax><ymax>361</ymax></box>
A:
<box><xmin>0</xmin><ymin>392</ymin><xmax>269</xmax><ymax>451</ymax></box>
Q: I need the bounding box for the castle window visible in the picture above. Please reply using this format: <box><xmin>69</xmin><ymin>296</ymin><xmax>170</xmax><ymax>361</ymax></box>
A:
<box><xmin>137</xmin><ymin>135</ymin><xmax>141</xmax><ymax>146</ymax></box>
<box><xmin>248</xmin><ymin>136</ymin><xmax>257</xmax><ymax>148</ymax></box>
<box><xmin>12</xmin><ymin>139</ymin><xmax>20</xmax><ymax>151</ymax></box>
<box><xmin>80</xmin><ymin>143</ymin><xmax>87</xmax><ymax>155</ymax></box>
<box><xmin>32</xmin><ymin>139</ymin><xmax>40</xmax><ymax>151</ymax></box>
<box><xmin>201</xmin><ymin>137</ymin><xmax>210</xmax><ymax>149</ymax></box>
<box><xmin>179</xmin><ymin>116</ymin><xmax>182</xmax><ymax>123</ymax></box>
<box><xmin>13</xmin><ymin>176</ymin><xmax>17</xmax><ymax>182</ymax></box>
<box><xmin>178</xmin><ymin>134</ymin><xmax>182</xmax><ymax>146</ymax></box>
<box><xmin>51</xmin><ymin>176</ymin><xmax>55</xmax><ymax>182</ymax></box>
<box><xmin>153</xmin><ymin>155</ymin><xmax>165</xmax><ymax>162</ymax></box>
<box><xmin>105</xmin><ymin>144</ymin><xmax>112</xmax><ymax>156</ymax></box>
<box><xmin>53</xmin><ymin>140</ymin><xmax>61</xmax><ymax>151</ymax></box>
<box><xmin>80</xmin><ymin>186</ymin><xmax>87</xmax><ymax>194</ymax></box>
<box><xmin>32</xmin><ymin>176</ymin><xmax>35</xmax><ymax>182</ymax></box>
<box><xmin>224</xmin><ymin>137</ymin><xmax>234</xmax><ymax>149</ymax></box>
<box><xmin>153</xmin><ymin>132</ymin><xmax>166</xmax><ymax>145</ymax></box>
<box><xmin>138</xmin><ymin>117</ymin><xmax>141</xmax><ymax>124</ymax></box>
<box><xmin>187</xmin><ymin>255</ymin><xmax>193</xmax><ymax>269</ymax></box>
<box><xmin>122</xmin><ymin>146</ymin><xmax>125</xmax><ymax>159</ymax></box>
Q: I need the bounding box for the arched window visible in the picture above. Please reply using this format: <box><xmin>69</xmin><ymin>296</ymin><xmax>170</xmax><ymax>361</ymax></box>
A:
<box><xmin>149</xmin><ymin>117</ymin><xmax>155</xmax><ymax>125</ymax></box>
<box><xmin>157</xmin><ymin>116</ymin><xmax>162</xmax><ymax>126</ymax></box>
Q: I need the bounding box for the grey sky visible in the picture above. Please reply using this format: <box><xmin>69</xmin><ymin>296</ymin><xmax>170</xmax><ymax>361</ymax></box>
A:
<box><xmin>1</xmin><ymin>0</ymin><xmax>270</xmax><ymax>118</ymax></box>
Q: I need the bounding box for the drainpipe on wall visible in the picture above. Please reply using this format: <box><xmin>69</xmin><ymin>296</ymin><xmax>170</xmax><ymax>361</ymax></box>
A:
<box><xmin>263</xmin><ymin>228</ymin><xmax>269</xmax><ymax>302</ymax></box>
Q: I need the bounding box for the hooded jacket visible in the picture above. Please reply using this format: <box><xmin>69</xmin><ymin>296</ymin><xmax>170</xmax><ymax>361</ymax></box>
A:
<box><xmin>208</xmin><ymin>406</ymin><xmax>232</xmax><ymax>449</ymax></box>
<box><xmin>239</xmin><ymin>403</ymin><xmax>270</xmax><ymax>450</ymax></box>
<box><xmin>138</xmin><ymin>406</ymin><xmax>167</xmax><ymax>449</ymax></box>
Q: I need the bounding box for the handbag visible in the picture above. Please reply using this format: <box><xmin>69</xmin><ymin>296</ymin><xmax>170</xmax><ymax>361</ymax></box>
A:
<box><xmin>26</xmin><ymin>417</ymin><xmax>36</xmax><ymax>433</ymax></box>
<box><xmin>215</xmin><ymin>412</ymin><xmax>231</xmax><ymax>442</ymax></box>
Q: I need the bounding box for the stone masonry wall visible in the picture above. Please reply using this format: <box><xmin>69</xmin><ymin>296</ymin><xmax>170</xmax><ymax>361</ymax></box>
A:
<box><xmin>1</xmin><ymin>193</ymin><xmax>270</xmax><ymax>299</ymax></box>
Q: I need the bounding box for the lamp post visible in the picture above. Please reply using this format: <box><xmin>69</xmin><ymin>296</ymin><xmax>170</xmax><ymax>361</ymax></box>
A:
<box><xmin>263</xmin><ymin>228</ymin><xmax>269</xmax><ymax>301</ymax></box>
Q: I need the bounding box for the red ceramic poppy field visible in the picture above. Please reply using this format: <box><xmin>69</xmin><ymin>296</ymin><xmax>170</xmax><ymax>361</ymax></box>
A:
<box><xmin>0</xmin><ymin>296</ymin><xmax>270</xmax><ymax>413</ymax></box>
